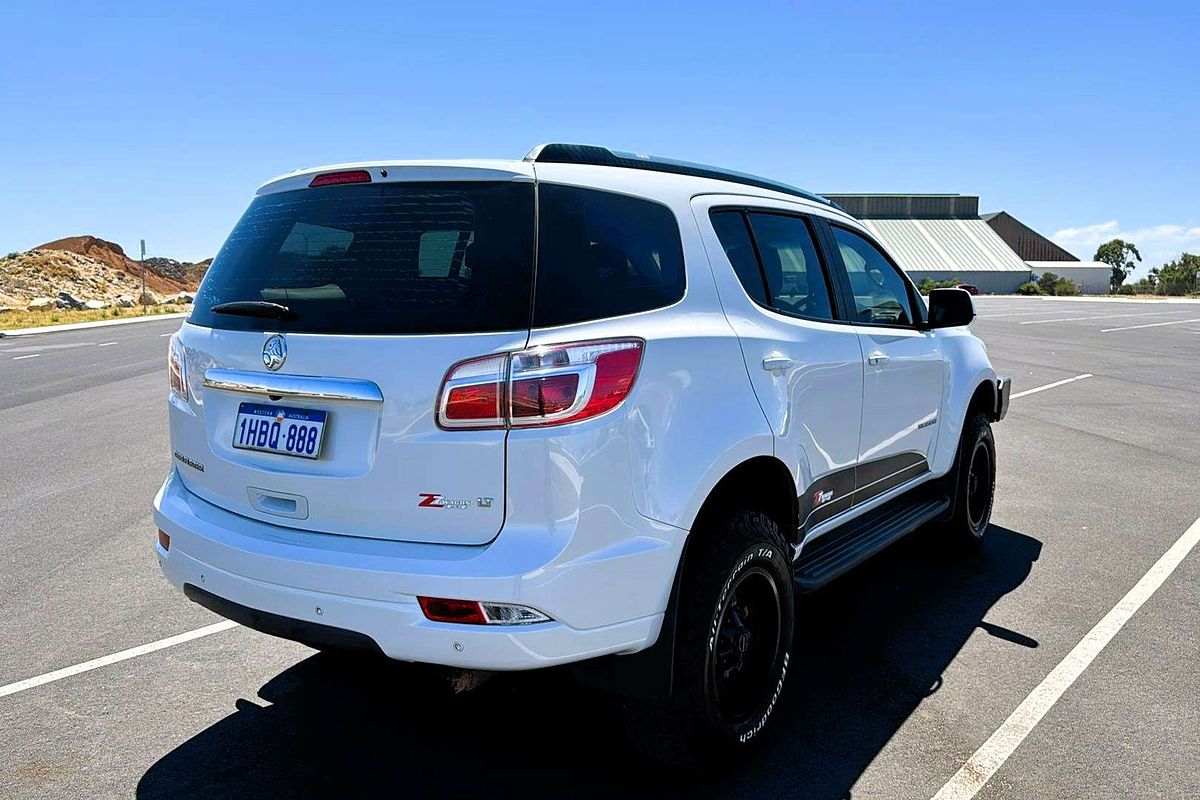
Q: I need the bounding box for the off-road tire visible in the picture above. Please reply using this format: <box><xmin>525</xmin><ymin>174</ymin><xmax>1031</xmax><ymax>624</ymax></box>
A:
<box><xmin>624</xmin><ymin>511</ymin><xmax>794</xmax><ymax>773</ymax></box>
<box><xmin>944</xmin><ymin>412</ymin><xmax>996</xmax><ymax>548</ymax></box>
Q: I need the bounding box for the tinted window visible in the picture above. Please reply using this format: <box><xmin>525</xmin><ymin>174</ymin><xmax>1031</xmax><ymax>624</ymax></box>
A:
<box><xmin>710</xmin><ymin>211</ymin><xmax>768</xmax><ymax>305</ymax></box>
<box><xmin>534</xmin><ymin>184</ymin><xmax>684</xmax><ymax>327</ymax></box>
<box><xmin>746</xmin><ymin>213</ymin><xmax>835</xmax><ymax>321</ymax></box>
<box><xmin>831</xmin><ymin>226</ymin><xmax>914</xmax><ymax>326</ymax></box>
<box><xmin>190</xmin><ymin>182</ymin><xmax>534</xmax><ymax>335</ymax></box>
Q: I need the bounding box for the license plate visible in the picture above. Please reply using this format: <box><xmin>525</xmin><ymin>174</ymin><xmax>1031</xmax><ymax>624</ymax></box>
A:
<box><xmin>232</xmin><ymin>402</ymin><xmax>328</xmax><ymax>459</ymax></box>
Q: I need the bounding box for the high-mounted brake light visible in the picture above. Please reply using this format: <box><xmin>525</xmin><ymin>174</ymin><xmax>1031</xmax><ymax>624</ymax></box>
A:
<box><xmin>308</xmin><ymin>169</ymin><xmax>372</xmax><ymax>187</ymax></box>
<box><xmin>436</xmin><ymin>339</ymin><xmax>643</xmax><ymax>430</ymax></box>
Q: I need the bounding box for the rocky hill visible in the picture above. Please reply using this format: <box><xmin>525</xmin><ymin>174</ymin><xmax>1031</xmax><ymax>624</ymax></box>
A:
<box><xmin>0</xmin><ymin>236</ymin><xmax>210</xmax><ymax>311</ymax></box>
<box><xmin>144</xmin><ymin>256</ymin><xmax>212</xmax><ymax>286</ymax></box>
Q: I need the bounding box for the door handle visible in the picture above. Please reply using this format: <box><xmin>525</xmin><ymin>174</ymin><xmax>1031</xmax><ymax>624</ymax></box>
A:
<box><xmin>867</xmin><ymin>351</ymin><xmax>889</xmax><ymax>366</ymax></box>
<box><xmin>762</xmin><ymin>356</ymin><xmax>794</xmax><ymax>372</ymax></box>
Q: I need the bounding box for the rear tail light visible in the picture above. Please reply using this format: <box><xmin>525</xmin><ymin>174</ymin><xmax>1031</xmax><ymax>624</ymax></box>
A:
<box><xmin>439</xmin><ymin>354</ymin><xmax>507</xmax><ymax>429</ymax></box>
<box><xmin>436</xmin><ymin>339</ymin><xmax>643</xmax><ymax>430</ymax></box>
<box><xmin>308</xmin><ymin>169</ymin><xmax>372</xmax><ymax>187</ymax></box>
<box><xmin>418</xmin><ymin>596</ymin><xmax>551</xmax><ymax>625</ymax></box>
<box><xmin>168</xmin><ymin>334</ymin><xmax>188</xmax><ymax>401</ymax></box>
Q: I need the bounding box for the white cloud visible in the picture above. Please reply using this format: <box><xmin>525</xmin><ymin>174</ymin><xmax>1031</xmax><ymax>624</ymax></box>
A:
<box><xmin>1052</xmin><ymin>220</ymin><xmax>1200</xmax><ymax>275</ymax></box>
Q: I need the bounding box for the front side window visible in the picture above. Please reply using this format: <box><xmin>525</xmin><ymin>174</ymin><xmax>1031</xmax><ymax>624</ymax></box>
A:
<box><xmin>534</xmin><ymin>184</ymin><xmax>685</xmax><ymax>327</ymax></box>
<box><xmin>832</xmin><ymin>226</ymin><xmax>915</xmax><ymax>326</ymax></box>
<box><xmin>746</xmin><ymin>213</ymin><xmax>835</xmax><ymax>321</ymax></box>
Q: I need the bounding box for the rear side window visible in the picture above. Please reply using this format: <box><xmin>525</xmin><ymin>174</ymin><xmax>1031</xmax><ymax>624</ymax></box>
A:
<box><xmin>710</xmin><ymin>209</ymin><xmax>836</xmax><ymax>322</ymax></box>
<box><xmin>533</xmin><ymin>184</ymin><xmax>685</xmax><ymax>327</ymax></box>
<box><xmin>710</xmin><ymin>211</ymin><xmax>769</xmax><ymax>306</ymax></box>
<box><xmin>190</xmin><ymin>182</ymin><xmax>535</xmax><ymax>335</ymax></box>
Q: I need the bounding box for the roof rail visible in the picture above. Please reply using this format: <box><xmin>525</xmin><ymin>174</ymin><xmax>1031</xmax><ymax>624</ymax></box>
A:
<box><xmin>525</xmin><ymin>143</ymin><xmax>840</xmax><ymax>209</ymax></box>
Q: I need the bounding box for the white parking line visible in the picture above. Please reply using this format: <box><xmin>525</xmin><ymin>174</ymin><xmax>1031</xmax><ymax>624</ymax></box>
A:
<box><xmin>97</xmin><ymin>341</ymin><xmax>119</xmax><ymax>347</ymax></box>
<box><xmin>931</xmin><ymin>514</ymin><xmax>1200</xmax><ymax>800</ymax></box>
<box><xmin>1101</xmin><ymin>318</ymin><xmax>1200</xmax><ymax>333</ymax></box>
<box><xmin>978</xmin><ymin>311</ymin><xmax>1072</xmax><ymax>319</ymax></box>
<box><xmin>1010</xmin><ymin>374</ymin><xmax>1093</xmax><ymax>399</ymax></box>
<box><xmin>0</xmin><ymin>621</ymin><xmax>238</xmax><ymax>700</ymax></box>
<box><xmin>1018</xmin><ymin>311</ymin><xmax>1188</xmax><ymax>326</ymax></box>
<box><xmin>160</xmin><ymin>332</ymin><xmax>174</xmax><ymax>337</ymax></box>
<box><xmin>12</xmin><ymin>354</ymin><xmax>40</xmax><ymax>361</ymax></box>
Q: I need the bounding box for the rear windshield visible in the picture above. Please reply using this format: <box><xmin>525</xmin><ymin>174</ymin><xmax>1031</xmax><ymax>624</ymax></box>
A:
<box><xmin>190</xmin><ymin>182</ymin><xmax>536</xmax><ymax>335</ymax></box>
<box><xmin>190</xmin><ymin>179</ymin><xmax>684</xmax><ymax>335</ymax></box>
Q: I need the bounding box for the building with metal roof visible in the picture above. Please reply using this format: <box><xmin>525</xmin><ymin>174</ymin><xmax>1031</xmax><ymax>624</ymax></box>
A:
<box><xmin>983</xmin><ymin>210</ymin><xmax>1111</xmax><ymax>293</ymax></box>
<box><xmin>822</xmin><ymin>194</ymin><xmax>1035</xmax><ymax>293</ymax></box>
<box><xmin>982</xmin><ymin>211</ymin><xmax>1079</xmax><ymax>262</ymax></box>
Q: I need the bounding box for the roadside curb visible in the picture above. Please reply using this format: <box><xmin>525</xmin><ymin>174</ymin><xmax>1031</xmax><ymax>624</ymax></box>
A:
<box><xmin>0</xmin><ymin>312</ymin><xmax>187</xmax><ymax>338</ymax></box>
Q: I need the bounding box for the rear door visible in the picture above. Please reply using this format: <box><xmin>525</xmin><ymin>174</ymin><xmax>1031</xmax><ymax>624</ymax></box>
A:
<box><xmin>703</xmin><ymin>204</ymin><xmax>864</xmax><ymax>534</ymax></box>
<box><xmin>821</xmin><ymin>222</ymin><xmax>945</xmax><ymax>502</ymax></box>
<box><xmin>172</xmin><ymin>172</ymin><xmax>535</xmax><ymax>544</ymax></box>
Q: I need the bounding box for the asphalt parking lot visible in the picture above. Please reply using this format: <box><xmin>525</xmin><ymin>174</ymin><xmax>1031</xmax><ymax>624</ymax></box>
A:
<box><xmin>1</xmin><ymin>296</ymin><xmax>1198</xmax><ymax>799</ymax></box>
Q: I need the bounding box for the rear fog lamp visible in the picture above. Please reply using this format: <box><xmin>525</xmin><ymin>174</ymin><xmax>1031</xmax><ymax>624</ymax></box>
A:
<box><xmin>418</xmin><ymin>597</ymin><xmax>551</xmax><ymax>625</ymax></box>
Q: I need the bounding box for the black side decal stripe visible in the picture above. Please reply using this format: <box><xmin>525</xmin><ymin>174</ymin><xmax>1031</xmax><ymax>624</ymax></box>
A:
<box><xmin>851</xmin><ymin>459</ymin><xmax>928</xmax><ymax>506</ymax></box>
<box><xmin>855</xmin><ymin>451</ymin><xmax>926</xmax><ymax>487</ymax></box>
<box><xmin>799</xmin><ymin>452</ymin><xmax>930</xmax><ymax>535</ymax></box>
<box><xmin>800</xmin><ymin>465</ymin><xmax>856</xmax><ymax>532</ymax></box>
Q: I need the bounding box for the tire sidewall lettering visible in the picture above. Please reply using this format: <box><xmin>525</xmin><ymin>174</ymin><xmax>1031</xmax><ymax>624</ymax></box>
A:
<box><xmin>705</xmin><ymin>541</ymin><xmax>792</xmax><ymax>746</ymax></box>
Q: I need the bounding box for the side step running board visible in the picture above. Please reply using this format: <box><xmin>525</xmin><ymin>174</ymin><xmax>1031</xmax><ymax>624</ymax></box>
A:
<box><xmin>794</xmin><ymin>493</ymin><xmax>950</xmax><ymax>591</ymax></box>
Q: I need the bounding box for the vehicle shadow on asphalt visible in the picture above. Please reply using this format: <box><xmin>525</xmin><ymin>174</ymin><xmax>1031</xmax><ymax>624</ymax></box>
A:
<box><xmin>136</xmin><ymin>525</ymin><xmax>1041</xmax><ymax>800</ymax></box>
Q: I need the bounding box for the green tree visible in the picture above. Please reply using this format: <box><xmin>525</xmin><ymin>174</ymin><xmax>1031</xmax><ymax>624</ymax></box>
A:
<box><xmin>1155</xmin><ymin>253</ymin><xmax>1200</xmax><ymax>296</ymax></box>
<box><xmin>1037</xmin><ymin>271</ymin><xmax>1061</xmax><ymax>294</ymax></box>
<box><xmin>1095</xmin><ymin>239</ymin><xmax>1142</xmax><ymax>291</ymax></box>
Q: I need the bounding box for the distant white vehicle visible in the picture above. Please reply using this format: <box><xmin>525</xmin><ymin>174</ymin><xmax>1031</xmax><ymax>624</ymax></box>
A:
<box><xmin>154</xmin><ymin>144</ymin><xmax>1010</xmax><ymax>770</ymax></box>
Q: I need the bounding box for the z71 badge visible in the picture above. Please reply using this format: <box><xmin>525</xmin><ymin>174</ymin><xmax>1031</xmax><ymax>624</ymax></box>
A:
<box><xmin>418</xmin><ymin>493</ymin><xmax>493</xmax><ymax>510</ymax></box>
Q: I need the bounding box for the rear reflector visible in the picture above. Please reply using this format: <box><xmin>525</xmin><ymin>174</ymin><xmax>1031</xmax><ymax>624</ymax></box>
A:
<box><xmin>308</xmin><ymin>169</ymin><xmax>372</xmax><ymax>187</ymax></box>
<box><xmin>417</xmin><ymin>597</ymin><xmax>551</xmax><ymax>625</ymax></box>
<box><xmin>157</xmin><ymin>529</ymin><xmax>170</xmax><ymax>551</ymax></box>
<box><xmin>418</xmin><ymin>597</ymin><xmax>486</xmax><ymax>624</ymax></box>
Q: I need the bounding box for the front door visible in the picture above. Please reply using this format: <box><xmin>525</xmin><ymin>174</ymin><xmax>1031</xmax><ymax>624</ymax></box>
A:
<box><xmin>825</xmin><ymin>223</ymin><xmax>945</xmax><ymax>504</ymax></box>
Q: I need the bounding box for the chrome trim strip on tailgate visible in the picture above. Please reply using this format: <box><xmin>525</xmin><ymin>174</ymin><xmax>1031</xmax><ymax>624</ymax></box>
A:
<box><xmin>203</xmin><ymin>369</ymin><xmax>384</xmax><ymax>403</ymax></box>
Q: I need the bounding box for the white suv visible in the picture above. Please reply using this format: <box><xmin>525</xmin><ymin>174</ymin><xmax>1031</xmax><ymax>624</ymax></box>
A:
<box><xmin>154</xmin><ymin>143</ymin><xmax>1010</xmax><ymax>769</ymax></box>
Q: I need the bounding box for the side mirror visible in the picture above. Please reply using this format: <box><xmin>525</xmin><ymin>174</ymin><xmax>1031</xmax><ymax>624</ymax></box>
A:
<box><xmin>927</xmin><ymin>288</ymin><xmax>975</xmax><ymax>328</ymax></box>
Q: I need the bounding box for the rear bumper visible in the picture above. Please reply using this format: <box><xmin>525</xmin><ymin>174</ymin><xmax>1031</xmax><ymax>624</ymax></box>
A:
<box><xmin>153</xmin><ymin>471</ymin><xmax>682</xmax><ymax>670</ymax></box>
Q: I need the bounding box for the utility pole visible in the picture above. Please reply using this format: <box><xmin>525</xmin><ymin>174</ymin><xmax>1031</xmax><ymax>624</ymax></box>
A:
<box><xmin>140</xmin><ymin>239</ymin><xmax>146</xmax><ymax>313</ymax></box>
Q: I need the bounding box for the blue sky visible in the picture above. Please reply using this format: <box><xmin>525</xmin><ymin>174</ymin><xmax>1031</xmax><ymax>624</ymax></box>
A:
<box><xmin>1</xmin><ymin>1</ymin><xmax>1196</xmax><ymax>275</ymax></box>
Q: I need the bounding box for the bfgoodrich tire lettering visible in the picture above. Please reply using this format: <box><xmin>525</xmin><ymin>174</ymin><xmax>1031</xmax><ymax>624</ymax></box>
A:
<box><xmin>624</xmin><ymin>511</ymin><xmax>794</xmax><ymax>772</ymax></box>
